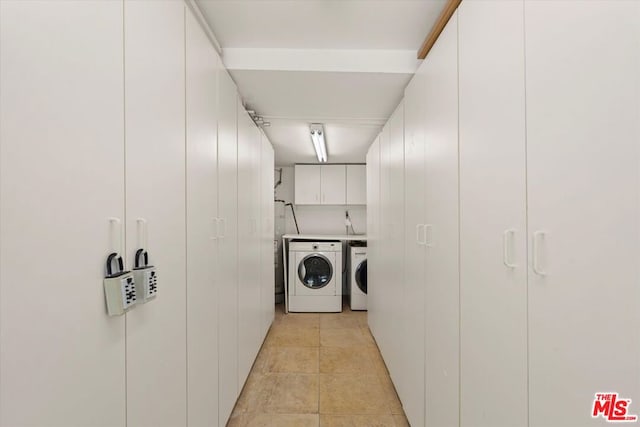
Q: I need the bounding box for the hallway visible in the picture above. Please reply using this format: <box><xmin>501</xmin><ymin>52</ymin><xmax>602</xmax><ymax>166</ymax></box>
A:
<box><xmin>228</xmin><ymin>305</ymin><xmax>409</xmax><ymax>427</ymax></box>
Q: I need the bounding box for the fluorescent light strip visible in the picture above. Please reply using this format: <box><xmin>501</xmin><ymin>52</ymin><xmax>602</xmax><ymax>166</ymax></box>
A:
<box><xmin>310</xmin><ymin>127</ymin><xmax>327</xmax><ymax>163</ymax></box>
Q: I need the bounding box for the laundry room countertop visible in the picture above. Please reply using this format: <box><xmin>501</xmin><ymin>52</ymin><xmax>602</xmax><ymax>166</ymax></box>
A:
<box><xmin>282</xmin><ymin>234</ymin><xmax>367</xmax><ymax>241</ymax></box>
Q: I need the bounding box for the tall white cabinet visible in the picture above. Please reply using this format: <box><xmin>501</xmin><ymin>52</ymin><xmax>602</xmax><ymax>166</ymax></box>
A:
<box><xmin>124</xmin><ymin>2</ymin><xmax>187</xmax><ymax>426</ymax></box>
<box><xmin>217</xmin><ymin>69</ymin><xmax>240</xmax><ymax>427</ymax></box>
<box><xmin>0</xmin><ymin>2</ymin><xmax>126</xmax><ymax>426</ymax></box>
<box><xmin>0</xmin><ymin>2</ymin><xmax>276</xmax><ymax>426</ymax></box>
<box><xmin>400</xmin><ymin>63</ymin><xmax>427</xmax><ymax>427</ymax></box>
<box><xmin>367</xmin><ymin>1</ymin><xmax>640</xmax><ymax>427</ymax></box>
<box><xmin>525</xmin><ymin>2</ymin><xmax>640</xmax><ymax>425</ymax></box>
<box><xmin>185</xmin><ymin>9</ymin><xmax>221</xmax><ymax>426</ymax></box>
<box><xmin>458</xmin><ymin>2</ymin><xmax>527</xmax><ymax>426</ymax></box>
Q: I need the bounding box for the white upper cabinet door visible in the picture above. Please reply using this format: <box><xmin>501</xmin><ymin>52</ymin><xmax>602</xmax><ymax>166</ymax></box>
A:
<box><xmin>525</xmin><ymin>2</ymin><xmax>640</xmax><ymax>426</ymax></box>
<box><xmin>124</xmin><ymin>2</ymin><xmax>187</xmax><ymax>426</ymax></box>
<box><xmin>185</xmin><ymin>8</ymin><xmax>219</xmax><ymax>427</ymax></box>
<box><xmin>294</xmin><ymin>165</ymin><xmax>321</xmax><ymax>204</ymax></box>
<box><xmin>346</xmin><ymin>165</ymin><xmax>366</xmax><ymax>205</ymax></box>
<box><xmin>0</xmin><ymin>1</ymin><xmax>126</xmax><ymax>426</ymax></box>
<box><xmin>321</xmin><ymin>164</ymin><xmax>346</xmax><ymax>205</ymax></box>
<box><xmin>423</xmin><ymin>12</ymin><xmax>460</xmax><ymax>427</ymax></box>
<box><xmin>217</xmin><ymin>69</ymin><xmax>239</xmax><ymax>427</ymax></box>
<box><xmin>401</xmin><ymin>65</ymin><xmax>427</xmax><ymax>427</ymax></box>
<box><xmin>458</xmin><ymin>2</ymin><xmax>528</xmax><ymax>427</ymax></box>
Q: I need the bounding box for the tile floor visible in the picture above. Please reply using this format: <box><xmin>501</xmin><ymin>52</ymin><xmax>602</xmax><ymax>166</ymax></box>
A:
<box><xmin>227</xmin><ymin>304</ymin><xmax>409</xmax><ymax>427</ymax></box>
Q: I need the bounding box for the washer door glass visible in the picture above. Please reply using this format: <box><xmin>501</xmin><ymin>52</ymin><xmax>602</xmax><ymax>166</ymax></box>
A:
<box><xmin>298</xmin><ymin>254</ymin><xmax>333</xmax><ymax>289</ymax></box>
<box><xmin>356</xmin><ymin>259</ymin><xmax>367</xmax><ymax>294</ymax></box>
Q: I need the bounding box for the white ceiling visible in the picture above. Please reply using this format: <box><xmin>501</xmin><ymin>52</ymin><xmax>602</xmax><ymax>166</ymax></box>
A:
<box><xmin>196</xmin><ymin>0</ymin><xmax>447</xmax><ymax>165</ymax></box>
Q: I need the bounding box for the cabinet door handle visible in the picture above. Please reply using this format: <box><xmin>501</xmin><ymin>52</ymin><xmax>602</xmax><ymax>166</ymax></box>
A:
<box><xmin>109</xmin><ymin>217</ymin><xmax>122</xmax><ymax>254</ymax></box>
<box><xmin>533</xmin><ymin>231</ymin><xmax>547</xmax><ymax>276</ymax></box>
<box><xmin>503</xmin><ymin>229</ymin><xmax>517</xmax><ymax>268</ymax></box>
<box><xmin>424</xmin><ymin>224</ymin><xmax>434</xmax><ymax>247</ymax></box>
<box><xmin>219</xmin><ymin>218</ymin><xmax>226</xmax><ymax>239</ymax></box>
<box><xmin>210</xmin><ymin>218</ymin><xmax>218</xmax><ymax>240</ymax></box>
<box><xmin>416</xmin><ymin>224</ymin><xmax>427</xmax><ymax>245</ymax></box>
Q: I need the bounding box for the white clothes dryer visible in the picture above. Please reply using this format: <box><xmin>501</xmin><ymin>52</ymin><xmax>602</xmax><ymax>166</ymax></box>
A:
<box><xmin>349</xmin><ymin>243</ymin><xmax>367</xmax><ymax>310</ymax></box>
<box><xmin>288</xmin><ymin>241</ymin><xmax>342</xmax><ymax>312</ymax></box>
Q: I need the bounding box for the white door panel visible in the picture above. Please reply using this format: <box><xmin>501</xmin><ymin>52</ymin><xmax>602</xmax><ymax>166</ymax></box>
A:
<box><xmin>525</xmin><ymin>2</ymin><xmax>640</xmax><ymax>425</ymax></box>
<box><xmin>124</xmin><ymin>2</ymin><xmax>187</xmax><ymax>426</ymax></box>
<box><xmin>458</xmin><ymin>2</ymin><xmax>528</xmax><ymax>426</ymax></box>
<box><xmin>401</xmin><ymin>70</ymin><xmax>427</xmax><ymax>427</ymax></box>
<box><xmin>217</xmin><ymin>69</ymin><xmax>239</xmax><ymax>427</ymax></box>
<box><xmin>423</xmin><ymin>13</ymin><xmax>459</xmax><ymax>427</ymax></box>
<box><xmin>185</xmin><ymin>9</ymin><xmax>219</xmax><ymax>426</ymax></box>
<box><xmin>0</xmin><ymin>2</ymin><xmax>126</xmax><ymax>425</ymax></box>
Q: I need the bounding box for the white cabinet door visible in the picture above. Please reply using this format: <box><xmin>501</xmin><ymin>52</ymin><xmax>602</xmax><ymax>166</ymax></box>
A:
<box><xmin>375</xmin><ymin>124</ymin><xmax>392</xmax><ymax>371</ymax></box>
<box><xmin>217</xmin><ymin>69</ymin><xmax>239</xmax><ymax>427</ymax></box>
<box><xmin>124</xmin><ymin>2</ymin><xmax>187</xmax><ymax>426</ymax></box>
<box><xmin>385</xmin><ymin>102</ymin><xmax>405</xmax><ymax>395</ymax></box>
<box><xmin>185</xmin><ymin>9</ymin><xmax>219</xmax><ymax>427</ymax></box>
<box><xmin>525</xmin><ymin>2</ymin><xmax>640</xmax><ymax>425</ymax></box>
<box><xmin>366</xmin><ymin>137</ymin><xmax>381</xmax><ymax>338</ymax></box>
<box><xmin>458</xmin><ymin>2</ymin><xmax>527</xmax><ymax>426</ymax></box>
<box><xmin>295</xmin><ymin>165</ymin><xmax>321</xmax><ymax>204</ymax></box>
<box><xmin>0</xmin><ymin>2</ymin><xmax>126</xmax><ymax>425</ymax></box>
<box><xmin>261</xmin><ymin>135</ymin><xmax>275</xmax><ymax>338</ymax></box>
<box><xmin>237</xmin><ymin>107</ymin><xmax>263</xmax><ymax>387</ymax></box>
<box><xmin>346</xmin><ymin>165</ymin><xmax>366</xmax><ymax>205</ymax></box>
<box><xmin>423</xmin><ymin>13</ymin><xmax>459</xmax><ymax>427</ymax></box>
<box><xmin>401</xmin><ymin>67</ymin><xmax>427</xmax><ymax>427</ymax></box>
<box><xmin>321</xmin><ymin>165</ymin><xmax>346</xmax><ymax>205</ymax></box>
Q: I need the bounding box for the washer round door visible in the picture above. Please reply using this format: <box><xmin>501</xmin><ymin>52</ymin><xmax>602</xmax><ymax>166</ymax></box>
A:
<box><xmin>298</xmin><ymin>254</ymin><xmax>333</xmax><ymax>289</ymax></box>
<box><xmin>355</xmin><ymin>259</ymin><xmax>367</xmax><ymax>294</ymax></box>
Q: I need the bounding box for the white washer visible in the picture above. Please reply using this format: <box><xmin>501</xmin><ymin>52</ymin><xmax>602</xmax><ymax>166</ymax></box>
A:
<box><xmin>288</xmin><ymin>241</ymin><xmax>342</xmax><ymax>312</ymax></box>
<box><xmin>349</xmin><ymin>244</ymin><xmax>367</xmax><ymax>310</ymax></box>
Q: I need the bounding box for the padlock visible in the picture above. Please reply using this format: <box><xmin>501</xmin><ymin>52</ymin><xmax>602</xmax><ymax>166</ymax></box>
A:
<box><xmin>132</xmin><ymin>249</ymin><xmax>157</xmax><ymax>303</ymax></box>
<box><xmin>103</xmin><ymin>252</ymin><xmax>137</xmax><ymax>316</ymax></box>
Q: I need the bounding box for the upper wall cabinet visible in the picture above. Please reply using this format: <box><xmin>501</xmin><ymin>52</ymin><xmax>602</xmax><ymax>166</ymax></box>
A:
<box><xmin>295</xmin><ymin>164</ymin><xmax>365</xmax><ymax>205</ymax></box>
<box><xmin>295</xmin><ymin>165</ymin><xmax>321</xmax><ymax>204</ymax></box>
<box><xmin>346</xmin><ymin>165</ymin><xmax>366</xmax><ymax>205</ymax></box>
<box><xmin>321</xmin><ymin>164</ymin><xmax>346</xmax><ymax>205</ymax></box>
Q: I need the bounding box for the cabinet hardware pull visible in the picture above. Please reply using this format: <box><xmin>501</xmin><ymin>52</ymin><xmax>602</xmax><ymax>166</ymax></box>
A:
<box><xmin>503</xmin><ymin>229</ymin><xmax>517</xmax><ymax>268</ymax></box>
<box><xmin>533</xmin><ymin>231</ymin><xmax>547</xmax><ymax>276</ymax></box>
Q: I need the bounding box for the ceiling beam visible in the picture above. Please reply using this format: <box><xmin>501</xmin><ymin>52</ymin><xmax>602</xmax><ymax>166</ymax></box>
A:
<box><xmin>417</xmin><ymin>0</ymin><xmax>462</xmax><ymax>59</ymax></box>
<box><xmin>222</xmin><ymin>48</ymin><xmax>421</xmax><ymax>74</ymax></box>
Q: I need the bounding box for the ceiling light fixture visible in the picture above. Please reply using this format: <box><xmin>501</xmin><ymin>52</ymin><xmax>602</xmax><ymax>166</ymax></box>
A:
<box><xmin>310</xmin><ymin>124</ymin><xmax>327</xmax><ymax>163</ymax></box>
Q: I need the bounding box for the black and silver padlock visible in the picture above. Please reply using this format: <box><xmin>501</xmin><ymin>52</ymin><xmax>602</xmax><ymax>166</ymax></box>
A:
<box><xmin>103</xmin><ymin>252</ymin><xmax>137</xmax><ymax>316</ymax></box>
<box><xmin>132</xmin><ymin>249</ymin><xmax>157</xmax><ymax>303</ymax></box>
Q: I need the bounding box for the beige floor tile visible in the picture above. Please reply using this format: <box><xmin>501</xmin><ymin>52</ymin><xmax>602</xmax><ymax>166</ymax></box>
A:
<box><xmin>359</xmin><ymin>327</ymin><xmax>377</xmax><ymax>347</ymax></box>
<box><xmin>392</xmin><ymin>414</ymin><xmax>410</xmax><ymax>427</ymax></box>
<box><xmin>265</xmin><ymin>325</ymin><xmax>319</xmax><ymax>347</ymax></box>
<box><xmin>232</xmin><ymin>373</ymin><xmax>277</xmax><ymax>414</ymax></box>
<box><xmin>262</xmin><ymin>373</ymin><xmax>319</xmax><ymax>414</ymax></box>
<box><xmin>320</xmin><ymin>328</ymin><xmax>373</xmax><ymax>348</ymax></box>
<box><xmin>320</xmin><ymin>314</ymin><xmax>361</xmax><ymax>329</ymax></box>
<box><xmin>228</xmin><ymin>413</ymin><xmax>319</xmax><ymax>427</ymax></box>
<box><xmin>276</xmin><ymin>312</ymin><xmax>320</xmax><ymax>329</ymax></box>
<box><xmin>379</xmin><ymin>374</ymin><xmax>404</xmax><ymax>415</ymax></box>
<box><xmin>320</xmin><ymin>414</ymin><xmax>396</xmax><ymax>427</ymax></box>
<box><xmin>319</xmin><ymin>374</ymin><xmax>390</xmax><ymax>415</ymax></box>
<box><xmin>255</xmin><ymin>346</ymin><xmax>319</xmax><ymax>374</ymax></box>
<box><xmin>320</xmin><ymin>346</ymin><xmax>374</xmax><ymax>374</ymax></box>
